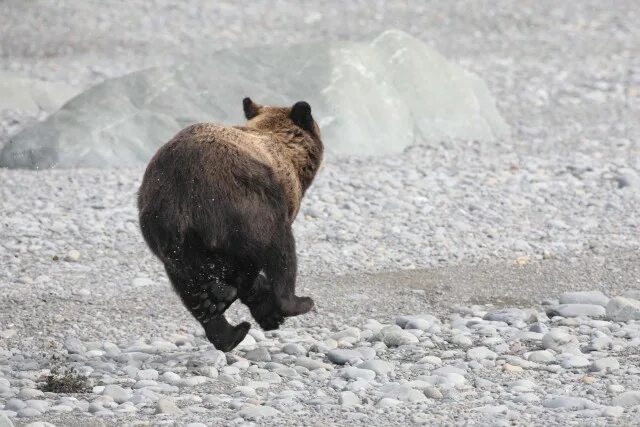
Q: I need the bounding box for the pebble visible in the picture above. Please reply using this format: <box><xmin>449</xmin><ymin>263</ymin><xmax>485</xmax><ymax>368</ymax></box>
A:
<box><xmin>17</xmin><ymin>389</ymin><xmax>43</xmax><ymax>400</ymax></box>
<box><xmin>327</xmin><ymin>349</ymin><xmax>363</xmax><ymax>365</ymax></box>
<box><xmin>601</xmin><ymin>406</ymin><xmax>624</xmax><ymax>417</ymax></box>
<box><xmin>380</xmin><ymin>328</ymin><xmax>419</xmax><ymax>346</ymax></box>
<box><xmin>380</xmin><ymin>384</ymin><xmax>427</xmax><ymax>402</ymax></box>
<box><xmin>542</xmin><ymin>396</ymin><xmax>597</xmax><ymax>410</ymax></box>
<box><xmin>546</xmin><ymin>304</ymin><xmax>606</xmax><ymax>318</ymax></box>
<box><xmin>16</xmin><ymin>408</ymin><xmax>41</xmax><ymax>418</ymax></box>
<box><xmin>245</xmin><ymin>348</ymin><xmax>271</xmax><ymax>362</ymax></box>
<box><xmin>590</xmin><ymin>357</ymin><xmax>620</xmax><ymax>372</ymax></box>
<box><xmin>541</xmin><ymin>329</ymin><xmax>580</xmax><ymax>353</ymax></box>
<box><xmin>483</xmin><ymin>308</ymin><xmax>532</xmax><ymax>325</ymax></box>
<box><xmin>612</xmin><ymin>391</ymin><xmax>640</xmax><ymax>407</ymax></box>
<box><xmin>527</xmin><ymin>350</ymin><xmax>555</xmax><ymax>363</ymax></box>
<box><xmin>282</xmin><ymin>343</ymin><xmax>306</xmax><ymax>356</ymax></box>
<box><xmin>376</xmin><ymin>397</ymin><xmax>402</xmax><ymax>408</ymax></box>
<box><xmin>466</xmin><ymin>346</ymin><xmax>497</xmax><ymax>361</ymax></box>
<box><xmin>606</xmin><ymin>296</ymin><xmax>640</xmax><ymax>321</ymax></box>
<box><xmin>102</xmin><ymin>385</ymin><xmax>132</xmax><ymax>403</ymax></box>
<box><xmin>237</xmin><ymin>404</ymin><xmax>281</xmax><ymax>419</ymax></box>
<box><xmin>559</xmin><ymin>291</ymin><xmax>610</xmax><ymax>306</ymax></box>
<box><xmin>340</xmin><ymin>367</ymin><xmax>376</xmax><ymax>381</ymax></box>
<box><xmin>560</xmin><ymin>355</ymin><xmax>590</xmax><ymax>369</ymax></box>
<box><xmin>358</xmin><ymin>359</ymin><xmax>394</xmax><ymax>376</ymax></box>
<box><xmin>155</xmin><ymin>398</ymin><xmax>183</xmax><ymax>414</ymax></box>
<box><xmin>452</xmin><ymin>334</ymin><xmax>473</xmax><ymax>347</ymax></box>
<box><xmin>339</xmin><ymin>391</ymin><xmax>360</xmax><ymax>407</ymax></box>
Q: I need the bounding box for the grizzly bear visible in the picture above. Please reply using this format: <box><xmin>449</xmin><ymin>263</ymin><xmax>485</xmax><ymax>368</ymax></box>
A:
<box><xmin>137</xmin><ymin>98</ymin><xmax>323</xmax><ymax>351</ymax></box>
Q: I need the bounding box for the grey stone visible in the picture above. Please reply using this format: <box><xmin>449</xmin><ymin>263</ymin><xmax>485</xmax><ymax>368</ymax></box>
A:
<box><xmin>546</xmin><ymin>304</ymin><xmax>606</xmax><ymax>318</ymax></box>
<box><xmin>359</xmin><ymin>359</ymin><xmax>394</xmax><ymax>376</ymax></box>
<box><xmin>245</xmin><ymin>348</ymin><xmax>271</xmax><ymax>363</ymax></box>
<box><xmin>102</xmin><ymin>384</ymin><xmax>132</xmax><ymax>403</ymax></box>
<box><xmin>483</xmin><ymin>308</ymin><xmax>533</xmax><ymax>325</ymax></box>
<box><xmin>0</xmin><ymin>31</ymin><xmax>508</xmax><ymax>169</ymax></box>
<box><xmin>327</xmin><ymin>349</ymin><xmax>363</xmax><ymax>365</ymax></box>
<box><xmin>380</xmin><ymin>383</ymin><xmax>427</xmax><ymax>402</ymax></box>
<box><xmin>527</xmin><ymin>350</ymin><xmax>555</xmax><ymax>363</ymax></box>
<box><xmin>155</xmin><ymin>398</ymin><xmax>183</xmax><ymax>414</ymax></box>
<box><xmin>0</xmin><ymin>414</ymin><xmax>12</xmax><ymax>427</ymax></box>
<box><xmin>591</xmin><ymin>357</ymin><xmax>620</xmax><ymax>372</ymax></box>
<box><xmin>380</xmin><ymin>326</ymin><xmax>419</xmax><ymax>346</ymax></box>
<box><xmin>4</xmin><ymin>399</ymin><xmax>26</xmax><ymax>411</ymax></box>
<box><xmin>295</xmin><ymin>356</ymin><xmax>328</xmax><ymax>371</ymax></box>
<box><xmin>612</xmin><ymin>391</ymin><xmax>640</xmax><ymax>407</ymax></box>
<box><xmin>281</xmin><ymin>343</ymin><xmax>306</xmax><ymax>356</ymax></box>
<box><xmin>238</xmin><ymin>404</ymin><xmax>281</xmax><ymax>419</ymax></box>
<box><xmin>339</xmin><ymin>391</ymin><xmax>360</xmax><ymax>407</ymax></box>
<box><xmin>339</xmin><ymin>367</ymin><xmax>376</xmax><ymax>381</ymax></box>
<box><xmin>17</xmin><ymin>408</ymin><xmax>41</xmax><ymax>418</ymax></box>
<box><xmin>467</xmin><ymin>346</ymin><xmax>497</xmax><ymax>361</ymax></box>
<box><xmin>559</xmin><ymin>291</ymin><xmax>610</xmax><ymax>307</ymax></box>
<box><xmin>542</xmin><ymin>396</ymin><xmax>597</xmax><ymax>410</ymax></box>
<box><xmin>606</xmin><ymin>297</ymin><xmax>640</xmax><ymax>321</ymax></box>
<box><xmin>542</xmin><ymin>329</ymin><xmax>580</xmax><ymax>353</ymax></box>
<box><xmin>560</xmin><ymin>355</ymin><xmax>590</xmax><ymax>369</ymax></box>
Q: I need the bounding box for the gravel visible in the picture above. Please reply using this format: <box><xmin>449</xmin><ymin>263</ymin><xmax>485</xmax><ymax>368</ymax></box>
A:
<box><xmin>1</xmin><ymin>0</ymin><xmax>640</xmax><ymax>426</ymax></box>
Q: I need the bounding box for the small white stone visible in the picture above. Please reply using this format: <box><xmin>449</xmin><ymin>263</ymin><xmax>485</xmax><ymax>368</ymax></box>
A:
<box><xmin>601</xmin><ymin>406</ymin><xmax>624</xmax><ymax>417</ymax></box>
<box><xmin>466</xmin><ymin>346</ymin><xmax>497</xmax><ymax>361</ymax></box>
<box><xmin>179</xmin><ymin>376</ymin><xmax>208</xmax><ymax>387</ymax></box>
<box><xmin>237</xmin><ymin>404</ymin><xmax>281</xmax><ymax>419</ymax></box>
<box><xmin>340</xmin><ymin>367</ymin><xmax>375</xmax><ymax>381</ymax></box>
<box><xmin>591</xmin><ymin>357</ymin><xmax>620</xmax><ymax>372</ymax></box>
<box><xmin>381</xmin><ymin>327</ymin><xmax>419</xmax><ymax>346</ymax></box>
<box><xmin>102</xmin><ymin>385</ymin><xmax>132</xmax><ymax>404</ymax></box>
<box><xmin>136</xmin><ymin>369</ymin><xmax>159</xmax><ymax>381</ymax></box>
<box><xmin>559</xmin><ymin>291</ymin><xmax>609</xmax><ymax>307</ymax></box>
<box><xmin>542</xmin><ymin>329</ymin><xmax>580</xmax><ymax>353</ymax></box>
<box><xmin>281</xmin><ymin>343</ymin><xmax>306</xmax><ymax>356</ymax></box>
<box><xmin>527</xmin><ymin>350</ymin><xmax>555</xmax><ymax>363</ymax></box>
<box><xmin>155</xmin><ymin>398</ymin><xmax>182</xmax><ymax>414</ymax></box>
<box><xmin>339</xmin><ymin>391</ymin><xmax>360</xmax><ymax>407</ymax></box>
<box><xmin>452</xmin><ymin>334</ymin><xmax>473</xmax><ymax>347</ymax></box>
<box><xmin>17</xmin><ymin>389</ymin><xmax>43</xmax><ymax>400</ymax></box>
<box><xmin>376</xmin><ymin>397</ymin><xmax>402</xmax><ymax>408</ymax></box>
<box><xmin>131</xmin><ymin>277</ymin><xmax>153</xmax><ymax>287</ymax></box>
<box><xmin>542</xmin><ymin>396</ymin><xmax>597</xmax><ymax>410</ymax></box>
<box><xmin>606</xmin><ymin>297</ymin><xmax>640</xmax><ymax>321</ymax></box>
<box><xmin>160</xmin><ymin>372</ymin><xmax>181</xmax><ymax>384</ymax></box>
<box><xmin>358</xmin><ymin>359</ymin><xmax>394</xmax><ymax>376</ymax></box>
<box><xmin>547</xmin><ymin>304</ymin><xmax>606</xmax><ymax>318</ymax></box>
<box><xmin>327</xmin><ymin>349</ymin><xmax>363</xmax><ymax>365</ymax></box>
<box><xmin>65</xmin><ymin>249</ymin><xmax>81</xmax><ymax>261</ymax></box>
<box><xmin>561</xmin><ymin>355</ymin><xmax>590</xmax><ymax>369</ymax></box>
<box><xmin>612</xmin><ymin>391</ymin><xmax>640</xmax><ymax>407</ymax></box>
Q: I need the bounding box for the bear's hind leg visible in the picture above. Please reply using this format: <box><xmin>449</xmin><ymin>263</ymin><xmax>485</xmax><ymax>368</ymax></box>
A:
<box><xmin>203</xmin><ymin>315</ymin><xmax>251</xmax><ymax>352</ymax></box>
<box><xmin>167</xmin><ymin>267</ymin><xmax>249</xmax><ymax>352</ymax></box>
<box><xmin>241</xmin><ymin>228</ymin><xmax>314</xmax><ymax>330</ymax></box>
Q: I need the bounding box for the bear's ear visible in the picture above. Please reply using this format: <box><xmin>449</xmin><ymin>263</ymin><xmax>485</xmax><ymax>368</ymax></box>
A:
<box><xmin>290</xmin><ymin>101</ymin><xmax>314</xmax><ymax>131</ymax></box>
<box><xmin>243</xmin><ymin>97</ymin><xmax>261</xmax><ymax>119</ymax></box>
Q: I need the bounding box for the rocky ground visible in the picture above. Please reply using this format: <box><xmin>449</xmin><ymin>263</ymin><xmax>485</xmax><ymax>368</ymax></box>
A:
<box><xmin>1</xmin><ymin>0</ymin><xmax>640</xmax><ymax>426</ymax></box>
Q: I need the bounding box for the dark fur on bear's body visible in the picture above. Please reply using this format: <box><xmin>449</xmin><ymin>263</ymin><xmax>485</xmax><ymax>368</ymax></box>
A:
<box><xmin>138</xmin><ymin>99</ymin><xmax>323</xmax><ymax>351</ymax></box>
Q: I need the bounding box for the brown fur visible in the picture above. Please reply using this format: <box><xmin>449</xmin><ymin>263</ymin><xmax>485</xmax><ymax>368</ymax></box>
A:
<box><xmin>137</xmin><ymin>98</ymin><xmax>323</xmax><ymax>351</ymax></box>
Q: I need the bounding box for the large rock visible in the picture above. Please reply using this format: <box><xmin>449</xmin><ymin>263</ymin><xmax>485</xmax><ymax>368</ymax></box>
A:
<box><xmin>0</xmin><ymin>71</ymin><xmax>79</xmax><ymax>114</ymax></box>
<box><xmin>0</xmin><ymin>30</ymin><xmax>509</xmax><ymax>169</ymax></box>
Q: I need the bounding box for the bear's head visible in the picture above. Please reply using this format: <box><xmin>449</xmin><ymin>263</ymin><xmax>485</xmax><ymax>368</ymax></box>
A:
<box><xmin>242</xmin><ymin>97</ymin><xmax>321</xmax><ymax>141</ymax></box>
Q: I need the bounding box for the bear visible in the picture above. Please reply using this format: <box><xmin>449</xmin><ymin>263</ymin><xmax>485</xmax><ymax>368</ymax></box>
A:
<box><xmin>137</xmin><ymin>98</ymin><xmax>323</xmax><ymax>351</ymax></box>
